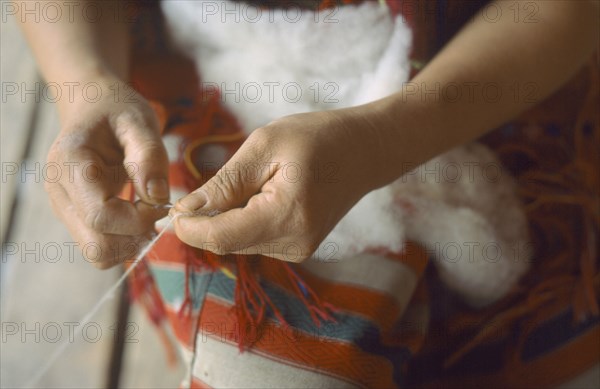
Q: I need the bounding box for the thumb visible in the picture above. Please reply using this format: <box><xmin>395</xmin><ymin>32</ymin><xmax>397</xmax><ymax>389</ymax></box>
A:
<box><xmin>175</xmin><ymin>139</ymin><xmax>272</xmax><ymax>213</ymax></box>
<box><xmin>117</xmin><ymin>110</ymin><xmax>170</xmax><ymax>205</ymax></box>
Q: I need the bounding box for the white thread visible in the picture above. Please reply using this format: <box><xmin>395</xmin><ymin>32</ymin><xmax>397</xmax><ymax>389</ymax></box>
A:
<box><xmin>25</xmin><ymin>215</ymin><xmax>179</xmax><ymax>388</ymax></box>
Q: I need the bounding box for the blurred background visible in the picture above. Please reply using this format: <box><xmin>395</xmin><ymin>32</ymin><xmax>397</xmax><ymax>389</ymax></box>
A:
<box><xmin>0</xmin><ymin>13</ymin><xmax>183</xmax><ymax>388</ymax></box>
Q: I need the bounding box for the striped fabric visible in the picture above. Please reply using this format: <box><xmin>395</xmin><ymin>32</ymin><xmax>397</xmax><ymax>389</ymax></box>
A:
<box><xmin>149</xmin><ymin>251</ymin><xmax>428</xmax><ymax>388</ymax></box>
<box><xmin>126</xmin><ymin>1</ymin><xmax>599</xmax><ymax>388</ymax></box>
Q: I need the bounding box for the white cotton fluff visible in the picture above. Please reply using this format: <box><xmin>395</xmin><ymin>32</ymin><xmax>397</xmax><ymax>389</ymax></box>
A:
<box><xmin>392</xmin><ymin>143</ymin><xmax>531</xmax><ymax>306</ymax></box>
<box><xmin>162</xmin><ymin>0</ymin><xmax>412</xmax><ymax>132</ymax></box>
<box><xmin>161</xmin><ymin>0</ymin><xmax>531</xmax><ymax>307</ymax></box>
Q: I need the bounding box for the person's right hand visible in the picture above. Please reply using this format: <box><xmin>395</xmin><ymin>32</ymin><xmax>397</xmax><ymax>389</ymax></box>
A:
<box><xmin>45</xmin><ymin>77</ymin><xmax>170</xmax><ymax>269</ymax></box>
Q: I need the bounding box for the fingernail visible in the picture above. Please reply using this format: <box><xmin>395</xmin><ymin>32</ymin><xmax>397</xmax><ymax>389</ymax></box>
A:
<box><xmin>147</xmin><ymin>178</ymin><xmax>169</xmax><ymax>201</ymax></box>
<box><xmin>178</xmin><ymin>191</ymin><xmax>207</xmax><ymax>212</ymax></box>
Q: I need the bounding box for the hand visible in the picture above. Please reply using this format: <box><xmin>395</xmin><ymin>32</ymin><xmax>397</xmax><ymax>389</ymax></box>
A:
<box><xmin>171</xmin><ymin>110</ymin><xmax>386</xmax><ymax>262</ymax></box>
<box><xmin>45</xmin><ymin>78</ymin><xmax>169</xmax><ymax>269</ymax></box>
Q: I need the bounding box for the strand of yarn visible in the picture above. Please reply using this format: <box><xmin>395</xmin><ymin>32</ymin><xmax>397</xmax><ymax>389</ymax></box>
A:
<box><xmin>25</xmin><ymin>214</ymin><xmax>179</xmax><ymax>388</ymax></box>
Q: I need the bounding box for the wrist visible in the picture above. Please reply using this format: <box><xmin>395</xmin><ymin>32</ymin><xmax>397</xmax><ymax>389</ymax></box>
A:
<box><xmin>338</xmin><ymin>96</ymin><xmax>448</xmax><ymax>190</ymax></box>
<box><xmin>56</xmin><ymin>72</ymin><xmax>127</xmax><ymax>123</ymax></box>
<box><xmin>329</xmin><ymin>103</ymin><xmax>408</xmax><ymax>190</ymax></box>
<box><xmin>321</xmin><ymin>106</ymin><xmax>399</xmax><ymax>193</ymax></box>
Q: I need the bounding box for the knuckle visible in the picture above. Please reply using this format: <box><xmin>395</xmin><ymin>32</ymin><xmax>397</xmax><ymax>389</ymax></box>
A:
<box><xmin>53</xmin><ymin>132</ymin><xmax>85</xmax><ymax>155</ymax></box>
<box><xmin>48</xmin><ymin>135</ymin><xmax>86</xmax><ymax>175</ymax></box>
<box><xmin>246</xmin><ymin>127</ymin><xmax>274</xmax><ymax>155</ymax></box>
<box><xmin>133</xmin><ymin>139</ymin><xmax>165</xmax><ymax>158</ymax></box>
<box><xmin>116</xmin><ymin>107</ymin><xmax>159</xmax><ymax>138</ymax></box>
<box><xmin>208</xmin><ymin>171</ymin><xmax>240</xmax><ymax>206</ymax></box>
<box><xmin>248</xmin><ymin>126</ymin><xmax>271</xmax><ymax>142</ymax></box>
<box><xmin>84</xmin><ymin>206</ymin><xmax>106</xmax><ymax>231</ymax></box>
<box><xmin>48</xmin><ymin>141</ymin><xmax>69</xmax><ymax>166</ymax></box>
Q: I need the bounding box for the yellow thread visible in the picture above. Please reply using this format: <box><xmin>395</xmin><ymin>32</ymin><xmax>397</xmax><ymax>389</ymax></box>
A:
<box><xmin>220</xmin><ymin>267</ymin><xmax>237</xmax><ymax>280</ymax></box>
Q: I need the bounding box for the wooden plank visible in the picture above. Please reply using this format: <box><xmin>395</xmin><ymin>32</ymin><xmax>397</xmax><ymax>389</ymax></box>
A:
<box><xmin>0</xmin><ymin>14</ymin><xmax>39</xmax><ymax>243</ymax></box>
<box><xmin>0</xmin><ymin>14</ymin><xmax>183</xmax><ymax>389</ymax></box>
<box><xmin>0</xmin><ymin>97</ymin><xmax>120</xmax><ymax>388</ymax></box>
<box><xmin>119</xmin><ymin>304</ymin><xmax>185</xmax><ymax>389</ymax></box>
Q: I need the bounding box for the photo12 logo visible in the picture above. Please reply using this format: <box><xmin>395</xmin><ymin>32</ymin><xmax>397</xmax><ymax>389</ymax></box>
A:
<box><xmin>1</xmin><ymin>321</ymin><xmax>139</xmax><ymax>344</ymax></box>
<box><xmin>2</xmin><ymin>1</ymin><xmax>140</xmax><ymax>24</ymax></box>
<box><xmin>196</xmin><ymin>1</ymin><xmax>340</xmax><ymax>24</ymax></box>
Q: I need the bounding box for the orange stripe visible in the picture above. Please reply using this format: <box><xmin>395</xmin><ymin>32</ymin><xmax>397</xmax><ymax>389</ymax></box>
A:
<box><xmin>198</xmin><ymin>297</ymin><xmax>398</xmax><ymax>389</ymax></box>
<box><xmin>150</xmin><ymin>241</ymin><xmax>426</xmax><ymax>321</ymax></box>
<box><xmin>150</xmin><ymin>248</ymin><xmax>410</xmax><ymax>331</ymax></box>
<box><xmin>149</xmin><ymin>233</ymin><xmax>189</xmax><ymax>265</ymax></box>
<box><xmin>256</xmin><ymin>259</ymin><xmax>404</xmax><ymax>331</ymax></box>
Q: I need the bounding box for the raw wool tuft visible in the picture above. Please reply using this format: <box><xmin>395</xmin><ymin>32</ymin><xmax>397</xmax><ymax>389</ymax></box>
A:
<box><xmin>393</xmin><ymin>143</ymin><xmax>531</xmax><ymax>306</ymax></box>
<box><xmin>162</xmin><ymin>1</ymin><xmax>411</xmax><ymax>132</ymax></box>
<box><xmin>162</xmin><ymin>0</ymin><xmax>531</xmax><ymax>307</ymax></box>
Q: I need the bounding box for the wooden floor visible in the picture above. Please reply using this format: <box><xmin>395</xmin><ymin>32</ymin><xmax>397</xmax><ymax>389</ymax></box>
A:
<box><xmin>0</xmin><ymin>14</ymin><xmax>183</xmax><ymax>389</ymax></box>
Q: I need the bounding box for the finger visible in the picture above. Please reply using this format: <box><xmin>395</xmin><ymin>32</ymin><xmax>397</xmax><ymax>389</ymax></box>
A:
<box><xmin>173</xmin><ymin>193</ymin><xmax>276</xmax><ymax>254</ymax></box>
<box><xmin>47</xmin><ymin>182</ymin><xmax>149</xmax><ymax>269</ymax></box>
<box><xmin>59</xmin><ymin>147</ymin><xmax>158</xmax><ymax>235</ymax></box>
<box><xmin>175</xmin><ymin>132</ymin><xmax>274</xmax><ymax>213</ymax></box>
<box><xmin>115</xmin><ymin>108</ymin><xmax>170</xmax><ymax>205</ymax></box>
<box><xmin>173</xmin><ymin>190</ymin><xmax>313</xmax><ymax>262</ymax></box>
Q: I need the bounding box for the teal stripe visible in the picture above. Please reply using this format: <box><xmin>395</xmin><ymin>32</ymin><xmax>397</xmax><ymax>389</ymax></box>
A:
<box><xmin>150</xmin><ymin>266</ymin><xmax>394</xmax><ymax>345</ymax></box>
<box><xmin>149</xmin><ymin>266</ymin><xmax>186</xmax><ymax>303</ymax></box>
<box><xmin>149</xmin><ymin>266</ymin><xmax>213</xmax><ymax>311</ymax></box>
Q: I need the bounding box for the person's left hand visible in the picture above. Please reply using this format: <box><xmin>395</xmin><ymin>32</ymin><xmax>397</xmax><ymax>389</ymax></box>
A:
<box><xmin>170</xmin><ymin>109</ymin><xmax>390</xmax><ymax>262</ymax></box>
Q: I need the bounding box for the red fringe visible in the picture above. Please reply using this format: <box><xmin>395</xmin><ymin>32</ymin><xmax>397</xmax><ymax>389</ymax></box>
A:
<box><xmin>180</xmin><ymin>250</ymin><xmax>337</xmax><ymax>351</ymax></box>
<box><xmin>445</xmin><ymin>56</ymin><xmax>600</xmax><ymax>368</ymax></box>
